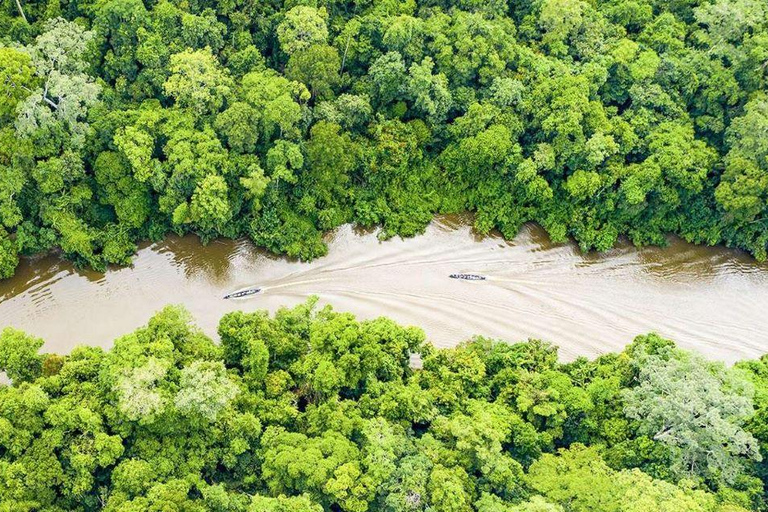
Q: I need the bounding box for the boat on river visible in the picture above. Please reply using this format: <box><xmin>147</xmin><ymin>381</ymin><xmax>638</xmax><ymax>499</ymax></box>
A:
<box><xmin>223</xmin><ymin>288</ymin><xmax>261</xmax><ymax>299</ymax></box>
<box><xmin>449</xmin><ymin>274</ymin><xmax>486</xmax><ymax>281</ymax></box>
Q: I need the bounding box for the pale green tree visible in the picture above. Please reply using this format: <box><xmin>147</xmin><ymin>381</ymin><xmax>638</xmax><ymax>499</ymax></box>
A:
<box><xmin>277</xmin><ymin>6</ymin><xmax>329</xmax><ymax>55</ymax></box>
<box><xmin>116</xmin><ymin>358</ymin><xmax>169</xmax><ymax>422</ymax></box>
<box><xmin>174</xmin><ymin>360</ymin><xmax>239</xmax><ymax>422</ymax></box>
<box><xmin>15</xmin><ymin>18</ymin><xmax>101</xmax><ymax>147</ymax></box>
<box><xmin>623</xmin><ymin>345</ymin><xmax>761</xmax><ymax>483</ymax></box>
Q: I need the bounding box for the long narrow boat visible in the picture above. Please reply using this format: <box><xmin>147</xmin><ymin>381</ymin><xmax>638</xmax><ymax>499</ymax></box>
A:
<box><xmin>449</xmin><ymin>274</ymin><xmax>486</xmax><ymax>281</ymax></box>
<box><xmin>223</xmin><ymin>288</ymin><xmax>261</xmax><ymax>299</ymax></box>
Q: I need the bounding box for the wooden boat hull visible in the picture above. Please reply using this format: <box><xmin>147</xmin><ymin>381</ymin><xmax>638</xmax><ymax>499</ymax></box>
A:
<box><xmin>449</xmin><ymin>274</ymin><xmax>486</xmax><ymax>281</ymax></box>
<box><xmin>223</xmin><ymin>288</ymin><xmax>261</xmax><ymax>299</ymax></box>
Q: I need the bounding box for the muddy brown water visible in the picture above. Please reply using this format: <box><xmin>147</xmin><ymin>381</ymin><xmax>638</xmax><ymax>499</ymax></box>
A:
<box><xmin>1</xmin><ymin>215</ymin><xmax>767</xmax><ymax>363</ymax></box>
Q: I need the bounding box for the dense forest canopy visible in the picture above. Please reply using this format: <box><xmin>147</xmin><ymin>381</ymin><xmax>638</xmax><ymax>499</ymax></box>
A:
<box><xmin>1</xmin><ymin>299</ymin><xmax>768</xmax><ymax>510</ymax></box>
<box><xmin>0</xmin><ymin>0</ymin><xmax>767</xmax><ymax>278</ymax></box>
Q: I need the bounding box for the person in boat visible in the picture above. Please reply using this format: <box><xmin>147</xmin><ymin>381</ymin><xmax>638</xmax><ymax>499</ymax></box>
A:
<box><xmin>223</xmin><ymin>288</ymin><xmax>261</xmax><ymax>299</ymax></box>
<box><xmin>449</xmin><ymin>274</ymin><xmax>486</xmax><ymax>280</ymax></box>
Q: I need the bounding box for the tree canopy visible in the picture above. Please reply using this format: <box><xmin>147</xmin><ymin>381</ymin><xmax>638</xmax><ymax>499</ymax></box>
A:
<box><xmin>0</xmin><ymin>300</ymin><xmax>767</xmax><ymax>510</ymax></box>
<box><xmin>0</xmin><ymin>0</ymin><xmax>767</xmax><ymax>278</ymax></box>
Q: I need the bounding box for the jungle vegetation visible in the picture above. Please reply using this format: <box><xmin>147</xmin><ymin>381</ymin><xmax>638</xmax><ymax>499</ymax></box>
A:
<box><xmin>0</xmin><ymin>0</ymin><xmax>768</xmax><ymax>278</ymax></box>
<box><xmin>1</xmin><ymin>299</ymin><xmax>768</xmax><ymax>510</ymax></box>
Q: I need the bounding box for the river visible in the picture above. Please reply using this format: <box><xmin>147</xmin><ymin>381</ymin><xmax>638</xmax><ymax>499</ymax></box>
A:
<box><xmin>1</xmin><ymin>215</ymin><xmax>767</xmax><ymax>363</ymax></box>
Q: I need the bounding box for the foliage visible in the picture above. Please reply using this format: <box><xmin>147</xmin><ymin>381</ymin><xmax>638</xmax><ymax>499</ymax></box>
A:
<box><xmin>0</xmin><ymin>300</ymin><xmax>764</xmax><ymax>510</ymax></box>
<box><xmin>623</xmin><ymin>340</ymin><xmax>761</xmax><ymax>484</ymax></box>
<box><xmin>0</xmin><ymin>0</ymin><xmax>766</xmax><ymax>277</ymax></box>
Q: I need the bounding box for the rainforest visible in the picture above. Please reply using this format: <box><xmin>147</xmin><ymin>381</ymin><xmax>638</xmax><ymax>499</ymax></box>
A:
<box><xmin>2</xmin><ymin>0</ymin><xmax>768</xmax><ymax>509</ymax></box>
<box><xmin>2</xmin><ymin>299</ymin><xmax>768</xmax><ymax>512</ymax></box>
<box><xmin>1</xmin><ymin>0</ymin><xmax>768</xmax><ymax>278</ymax></box>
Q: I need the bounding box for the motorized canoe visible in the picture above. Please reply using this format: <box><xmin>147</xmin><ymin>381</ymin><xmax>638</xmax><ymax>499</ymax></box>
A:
<box><xmin>223</xmin><ymin>288</ymin><xmax>261</xmax><ymax>299</ymax></box>
<box><xmin>449</xmin><ymin>274</ymin><xmax>486</xmax><ymax>281</ymax></box>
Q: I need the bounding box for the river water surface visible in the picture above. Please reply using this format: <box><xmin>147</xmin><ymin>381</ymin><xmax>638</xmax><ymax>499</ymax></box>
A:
<box><xmin>1</xmin><ymin>215</ymin><xmax>767</xmax><ymax>363</ymax></box>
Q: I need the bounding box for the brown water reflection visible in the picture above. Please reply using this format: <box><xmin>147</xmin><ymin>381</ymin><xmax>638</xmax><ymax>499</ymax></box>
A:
<box><xmin>1</xmin><ymin>216</ymin><xmax>767</xmax><ymax>363</ymax></box>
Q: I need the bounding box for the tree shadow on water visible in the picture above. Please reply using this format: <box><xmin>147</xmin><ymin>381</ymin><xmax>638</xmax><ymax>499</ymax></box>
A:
<box><xmin>153</xmin><ymin>234</ymin><xmax>282</xmax><ymax>284</ymax></box>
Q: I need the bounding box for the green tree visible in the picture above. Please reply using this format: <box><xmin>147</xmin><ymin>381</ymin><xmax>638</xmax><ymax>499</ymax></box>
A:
<box><xmin>527</xmin><ymin>445</ymin><xmax>746</xmax><ymax>512</ymax></box>
<box><xmin>0</xmin><ymin>228</ymin><xmax>19</xmax><ymax>279</ymax></box>
<box><xmin>0</xmin><ymin>47</ymin><xmax>36</xmax><ymax>122</ymax></box>
<box><xmin>715</xmin><ymin>95</ymin><xmax>768</xmax><ymax>259</ymax></box>
<box><xmin>163</xmin><ymin>47</ymin><xmax>232</xmax><ymax>116</ymax></box>
<box><xmin>240</xmin><ymin>70</ymin><xmax>309</xmax><ymax>142</ymax></box>
<box><xmin>249</xmin><ymin>494</ymin><xmax>323</xmax><ymax>512</ymax></box>
<box><xmin>277</xmin><ymin>6</ymin><xmax>329</xmax><ymax>55</ymax></box>
<box><xmin>300</xmin><ymin>121</ymin><xmax>358</xmax><ymax>228</ymax></box>
<box><xmin>0</xmin><ymin>327</ymin><xmax>43</xmax><ymax>383</ymax></box>
<box><xmin>285</xmin><ymin>44</ymin><xmax>341</xmax><ymax>101</ymax></box>
<box><xmin>186</xmin><ymin>174</ymin><xmax>233</xmax><ymax>233</ymax></box>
